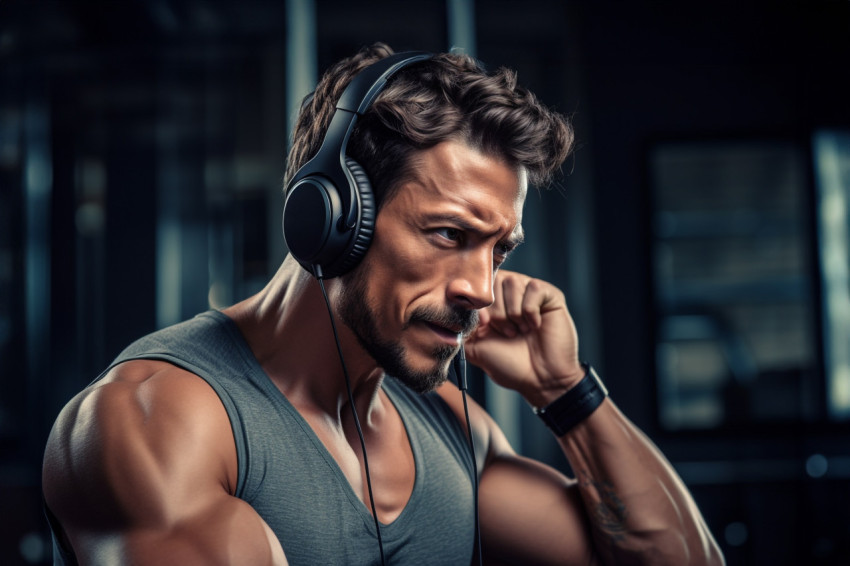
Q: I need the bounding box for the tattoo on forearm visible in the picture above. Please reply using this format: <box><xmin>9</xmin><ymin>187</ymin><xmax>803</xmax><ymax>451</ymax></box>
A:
<box><xmin>579</xmin><ymin>471</ymin><xmax>629</xmax><ymax>543</ymax></box>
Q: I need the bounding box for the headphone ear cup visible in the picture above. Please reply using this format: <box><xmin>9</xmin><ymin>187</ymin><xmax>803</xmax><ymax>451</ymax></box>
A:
<box><xmin>281</xmin><ymin>157</ymin><xmax>375</xmax><ymax>278</ymax></box>
<box><xmin>327</xmin><ymin>156</ymin><xmax>375</xmax><ymax>277</ymax></box>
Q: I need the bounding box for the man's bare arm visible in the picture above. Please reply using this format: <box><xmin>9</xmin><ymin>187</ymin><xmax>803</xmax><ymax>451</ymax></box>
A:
<box><xmin>43</xmin><ymin>361</ymin><xmax>287</xmax><ymax>565</ymax></box>
<box><xmin>468</xmin><ymin>397</ymin><xmax>723</xmax><ymax>566</ymax></box>
<box><xmin>437</xmin><ymin>384</ymin><xmax>597</xmax><ymax>565</ymax></box>
<box><xmin>462</xmin><ymin>270</ymin><xmax>724</xmax><ymax>565</ymax></box>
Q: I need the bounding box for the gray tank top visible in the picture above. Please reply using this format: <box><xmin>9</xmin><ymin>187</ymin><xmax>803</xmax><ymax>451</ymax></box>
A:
<box><xmin>52</xmin><ymin>310</ymin><xmax>476</xmax><ymax>565</ymax></box>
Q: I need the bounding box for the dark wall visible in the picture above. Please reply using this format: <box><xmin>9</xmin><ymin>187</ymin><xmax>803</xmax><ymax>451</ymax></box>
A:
<box><xmin>584</xmin><ymin>0</ymin><xmax>850</xmax><ymax>427</ymax></box>
<box><xmin>579</xmin><ymin>3</ymin><xmax>850</xmax><ymax>564</ymax></box>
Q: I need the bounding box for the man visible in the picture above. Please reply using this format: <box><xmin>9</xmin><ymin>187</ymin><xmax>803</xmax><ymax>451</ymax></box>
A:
<box><xmin>43</xmin><ymin>43</ymin><xmax>724</xmax><ymax>565</ymax></box>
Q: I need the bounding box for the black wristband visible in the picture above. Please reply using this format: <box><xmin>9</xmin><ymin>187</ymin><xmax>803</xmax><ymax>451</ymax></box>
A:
<box><xmin>533</xmin><ymin>364</ymin><xmax>608</xmax><ymax>436</ymax></box>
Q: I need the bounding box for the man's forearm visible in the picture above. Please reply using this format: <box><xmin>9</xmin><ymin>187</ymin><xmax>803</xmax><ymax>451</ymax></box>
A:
<box><xmin>556</xmin><ymin>399</ymin><xmax>725</xmax><ymax>566</ymax></box>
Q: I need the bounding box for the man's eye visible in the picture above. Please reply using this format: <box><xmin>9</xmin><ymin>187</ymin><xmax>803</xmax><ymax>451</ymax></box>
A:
<box><xmin>493</xmin><ymin>242</ymin><xmax>516</xmax><ymax>267</ymax></box>
<box><xmin>436</xmin><ymin>227</ymin><xmax>461</xmax><ymax>241</ymax></box>
<box><xmin>495</xmin><ymin>242</ymin><xmax>513</xmax><ymax>259</ymax></box>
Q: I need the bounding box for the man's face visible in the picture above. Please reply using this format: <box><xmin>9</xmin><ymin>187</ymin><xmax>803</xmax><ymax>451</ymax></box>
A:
<box><xmin>339</xmin><ymin>140</ymin><xmax>527</xmax><ymax>392</ymax></box>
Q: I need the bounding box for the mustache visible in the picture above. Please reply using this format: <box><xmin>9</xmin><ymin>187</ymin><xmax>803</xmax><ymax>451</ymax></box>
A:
<box><xmin>406</xmin><ymin>305</ymin><xmax>479</xmax><ymax>337</ymax></box>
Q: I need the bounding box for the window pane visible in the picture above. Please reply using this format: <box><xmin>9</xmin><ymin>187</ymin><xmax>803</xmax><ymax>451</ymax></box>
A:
<box><xmin>813</xmin><ymin>130</ymin><xmax>850</xmax><ymax>420</ymax></box>
<box><xmin>651</xmin><ymin>141</ymin><xmax>818</xmax><ymax>430</ymax></box>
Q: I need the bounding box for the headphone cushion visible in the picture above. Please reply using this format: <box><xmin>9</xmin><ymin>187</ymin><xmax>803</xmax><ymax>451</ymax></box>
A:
<box><xmin>326</xmin><ymin>157</ymin><xmax>375</xmax><ymax>277</ymax></box>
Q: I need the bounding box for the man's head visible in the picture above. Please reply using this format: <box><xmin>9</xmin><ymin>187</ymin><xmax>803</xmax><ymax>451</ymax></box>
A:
<box><xmin>287</xmin><ymin>44</ymin><xmax>574</xmax><ymax>391</ymax></box>
<box><xmin>286</xmin><ymin>42</ymin><xmax>574</xmax><ymax>210</ymax></box>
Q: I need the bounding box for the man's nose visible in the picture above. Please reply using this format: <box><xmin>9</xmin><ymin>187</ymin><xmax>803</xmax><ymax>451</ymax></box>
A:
<box><xmin>447</xmin><ymin>249</ymin><xmax>495</xmax><ymax>310</ymax></box>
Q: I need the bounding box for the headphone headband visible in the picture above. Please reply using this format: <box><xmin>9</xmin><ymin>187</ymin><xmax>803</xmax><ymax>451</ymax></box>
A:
<box><xmin>336</xmin><ymin>51</ymin><xmax>431</xmax><ymax>114</ymax></box>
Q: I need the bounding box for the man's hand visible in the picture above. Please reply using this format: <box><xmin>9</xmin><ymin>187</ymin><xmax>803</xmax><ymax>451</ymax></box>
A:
<box><xmin>463</xmin><ymin>270</ymin><xmax>585</xmax><ymax>407</ymax></box>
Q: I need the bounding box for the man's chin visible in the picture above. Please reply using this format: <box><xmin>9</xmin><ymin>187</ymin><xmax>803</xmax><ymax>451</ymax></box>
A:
<box><xmin>391</xmin><ymin>369</ymin><xmax>449</xmax><ymax>394</ymax></box>
<box><xmin>387</xmin><ymin>351</ymin><xmax>454</xmax><ymax>394</ymax></box>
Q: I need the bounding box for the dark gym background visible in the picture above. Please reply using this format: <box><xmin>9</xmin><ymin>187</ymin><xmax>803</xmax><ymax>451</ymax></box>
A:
<box><xmin>2</xmin><ymin>1</ymin><xmax>850</xmax><ymax>564</ymax></box>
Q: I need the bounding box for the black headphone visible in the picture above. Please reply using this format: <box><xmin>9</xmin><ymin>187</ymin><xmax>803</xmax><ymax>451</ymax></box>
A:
<box><xmin>282</xmin><ymin>51</ymin><xmax>432</xmax><ymax>279</ymax></box>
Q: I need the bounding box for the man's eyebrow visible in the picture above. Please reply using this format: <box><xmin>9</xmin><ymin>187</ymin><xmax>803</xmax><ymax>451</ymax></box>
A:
<box><xmin>504</xmin><ymin>228</ymin><xmax>525</xmax><ymax>250</ymax></box>
<box><xmin>423</xmin><ymin>213</ymin><xmax>522</xmax><ymax>243</ymax></box>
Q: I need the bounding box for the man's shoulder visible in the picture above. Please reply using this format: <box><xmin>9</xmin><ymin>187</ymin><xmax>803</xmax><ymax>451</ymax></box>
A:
<box><xmin>50</xmin><ymin>359</ymin><xmax>231</xmax><ymax>458</ymax></box>
<box><xmin>115</xmin><ymin>311</ymin><xmax>230</xmax><ymax>360</ymax></box>
<box><xmin>43</xmin><ymin>360</ymin><xmax>237</xmax><ymax>523</ymax></box>
<box><xmin>41</xmin><ymin>358</ymin><xmax>275</xmax><ymax>564</ymax></box>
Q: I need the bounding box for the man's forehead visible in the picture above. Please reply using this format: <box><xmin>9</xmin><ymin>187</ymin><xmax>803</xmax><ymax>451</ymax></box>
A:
<box><xmin>416</xmin><ymin>184</ymin><xmax>522</xmax><ymax>231</ymax></box>
<box><xmin>515</xmin><ymin>166</ymin><xmax>528</xmax><ymax>217</ymax></box>
<box><xmin>387</xmin><ymin>141</ymin><xmax>526</xmax><ymax>224</ymax></box>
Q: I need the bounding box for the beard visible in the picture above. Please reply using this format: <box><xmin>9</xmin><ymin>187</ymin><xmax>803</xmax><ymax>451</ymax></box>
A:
<box><xmin>337</xmin><ymin>267</ymin><xmax>479</xmax><ymax>394</ymax></box>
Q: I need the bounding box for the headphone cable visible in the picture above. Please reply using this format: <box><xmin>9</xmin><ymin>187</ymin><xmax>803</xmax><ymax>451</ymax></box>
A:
<box><xmin>456</xmin><ymin>346</ymin><xmax>483</xmax><ymax>566</ymax></box>
<box><xmin>316</xmin><ymin>267</ymin><xmax>482</xmax><ymax>565</ymax></box>
<box><xmin>316</xmin><ymin>272</ymin><xmax>386</xmax><ymax>566</ymax></box>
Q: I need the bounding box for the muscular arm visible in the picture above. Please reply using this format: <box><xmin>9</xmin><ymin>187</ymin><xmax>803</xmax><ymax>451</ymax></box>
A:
<box><xmin>460</xmin><ymin>270</ymin><xmax>724</xmax><ymax>566</ymax></box>
<box><xmin>42</xmin><ymin>361</ymin><xmax>287</xmax><ymax>565</ymax></box>
<box><xmin>437</xmin><ymin>385</ymin><xmax>597</xmax><ymax>565</ymax></box>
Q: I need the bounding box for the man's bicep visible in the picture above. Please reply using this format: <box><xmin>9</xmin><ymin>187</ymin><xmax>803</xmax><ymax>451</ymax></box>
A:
<box><xmin>45</xmin><ymin>373</ymin><xmax>225</xmax><ymax>525</ymax></box>
<box><xmin>73</xmin><ymin>495</ymin><xmax>287</xmax><ymax>566</ymax></box>
<box><xmin>43</xmin><ymin>366</ymin><xmax>285</xmax><ymax>564</ymax></box>
<box><xmin>478</xmin><ymin>453</ymin><xmax>598</xmax><ymax>566</ymax></box>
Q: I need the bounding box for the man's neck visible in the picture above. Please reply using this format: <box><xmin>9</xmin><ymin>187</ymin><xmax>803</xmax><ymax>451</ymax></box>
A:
<box><xmin>223</xmin><ymin>255</ymin><xmax>386</xmax><ymax>423</ymax></box>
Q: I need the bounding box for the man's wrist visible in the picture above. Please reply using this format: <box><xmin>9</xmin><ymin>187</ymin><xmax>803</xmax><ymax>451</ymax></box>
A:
<box><xmin>533</xmin><ymin>363</ymin><xmax>608</xmax><ymax>436</ymax></box>
<box><xmin>524</xmin><ymin>363</ymin><xmax>586</xmax><ymax>408</ymax></box>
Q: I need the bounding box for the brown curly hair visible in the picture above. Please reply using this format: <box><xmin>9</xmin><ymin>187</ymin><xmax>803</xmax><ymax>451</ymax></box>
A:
<box><xmin>285</xmin><ymin>43</ymin><xmax>574</xmax><ymax>208</ymax></box>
